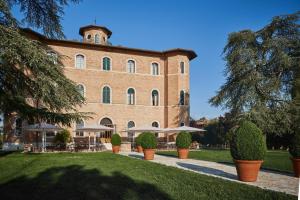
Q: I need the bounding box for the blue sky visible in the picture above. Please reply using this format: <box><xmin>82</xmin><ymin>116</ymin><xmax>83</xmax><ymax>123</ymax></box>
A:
<box><xmin>12</xmin><ymin>0</ymin><xmax>300</xmax><ymax>119</ymax></box>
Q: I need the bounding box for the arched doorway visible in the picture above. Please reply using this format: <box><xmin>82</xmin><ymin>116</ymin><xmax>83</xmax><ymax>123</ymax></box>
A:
<box><xmin>99</xmin><ymin>117</ymin><xmax>114</xmax><ymax>142</ymax></box>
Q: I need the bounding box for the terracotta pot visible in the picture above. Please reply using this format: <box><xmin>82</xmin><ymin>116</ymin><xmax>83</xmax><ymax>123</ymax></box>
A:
<box><xmin>235</xmin><ymin>160</ymin><xmax>263</xmax><ymax>182</ymax></box>
<box><xmin>137</xmin><ymin>145</ymin><xmax>143</xmax><ymax>153</ymax></box>
<box><xmin>143</xmin><ymin>149</ymin><xmax>155</xmax><ymax>160</ymax></box>
<box><xmin>112</xmin><ymin>145</ymin><xmax>120</xmax><ymax>153</ymax></box>
<box><xmin>291</xmin><ymin>158</ymin><xmax>300</xmax><ymax>177</ymax></box>
<box><xmin>177</xmin><ymin>148</ymin><xmax>189</xmax><ymax>159</ymax></box>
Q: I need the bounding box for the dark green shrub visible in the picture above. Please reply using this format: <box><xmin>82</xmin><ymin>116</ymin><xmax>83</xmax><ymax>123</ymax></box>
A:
<box><xmin>176</xmin><ymin>131</ymin><xmax>192</xmax><ymax>148</ymax></box>
<box><xmin>136</xmin><ymin>132</ymin><xmax>145</xmax><ymax>146</ymax></box>
<box><xmin>141</xmin><ymin>132</ymin><xmax>157</xmax><ymax>149</ymax></box>
<box><xmin>230</xmin><ymin>121</ymin><xmax>266</xmax><ymax>160</ymax></box>
<box><xmin>289</xmin><ymin>133</ymin><xmax>300</xmax><ymax>158</ymax></box>
<box><xmin>54</xmin><ymin>129</ymin><xmax>71</xmax><ymax>148</ymax></box>
<box><xmin>111</xmin><ymin>133</ymin><xmax>121</xmax><ymax>146</ymax></box>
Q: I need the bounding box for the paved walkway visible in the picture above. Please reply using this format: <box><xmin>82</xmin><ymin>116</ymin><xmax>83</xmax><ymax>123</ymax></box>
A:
<box><xmin>120</xmin><ymin>152</ymin><xmax>298</xmax><ymax>196</ymax></box>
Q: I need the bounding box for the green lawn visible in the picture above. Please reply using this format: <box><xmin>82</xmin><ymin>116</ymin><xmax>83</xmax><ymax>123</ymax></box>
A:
<box><xmin>0</xmin><ymin>152</ymin><xmax>295</xmax><ymax>200</ymax></box>
<box><xmin>156</xmin><ymin>150</ymin><xmax>292</xmax><ymax>173</ymax></box>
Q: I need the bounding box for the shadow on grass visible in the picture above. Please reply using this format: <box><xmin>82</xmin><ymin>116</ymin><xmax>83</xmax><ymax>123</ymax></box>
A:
<box><xmin>0</xmin><ymin>165</ymin><xmax>172</xmax><ymax>200</ymax></box>
<box><xmin>128</xmin><ymin>153</ymin><xmax>144</xmax><ymax>159</ymax></box>
<box><xmin>176</xmin><ymin>162</ymin><xmax>237</xmax><ymax>180</ymax></box>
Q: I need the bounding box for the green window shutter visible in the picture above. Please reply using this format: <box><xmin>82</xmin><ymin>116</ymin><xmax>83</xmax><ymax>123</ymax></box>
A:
<box><xmin>103</xmin><ymin>57</ymin><xmax>111</xmax><ymax>71</ymax></box>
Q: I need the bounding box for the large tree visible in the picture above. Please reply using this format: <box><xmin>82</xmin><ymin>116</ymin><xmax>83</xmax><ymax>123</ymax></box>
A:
<box><xmin>210</xmin><ymin>12</ymin><xmax>300</xmax><ymax>136</ymax></box>
<box><xmin>0</xmin><ymin>0</ymin><xmax>91</xmax><ymax>128</ymax></box>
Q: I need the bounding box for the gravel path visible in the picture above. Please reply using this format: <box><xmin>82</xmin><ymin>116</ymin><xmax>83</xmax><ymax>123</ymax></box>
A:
<box><xmin>120</xmin><ymin>152</ymin><xmax>298</xmax><ymax>196</ymax></box>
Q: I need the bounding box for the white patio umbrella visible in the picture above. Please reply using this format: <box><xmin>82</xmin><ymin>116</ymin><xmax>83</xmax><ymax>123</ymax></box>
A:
<box><xmin>24</xmin><ymin>123</ymin><xmax>63</xmax><ymax>152</ymax></box>
<box><xmin>163</xmin><ymin>126</ymin><xmax>206</xmax><ymax>133</ymax></box>
<box><xmin>162</xmin><ymin>126</ymin><xmax>206</xmax><ymax>148</ymax></box>
<box><xmin>123</xmin><ymin>126</ymin><xmax>164</xmax><ymax>149</ymax></box>
<box><xmin>126</xmin><ymin>126</ymin><xmax>164</xmax><ymax>133</ymax></box>
<box><xmin>75</xmin><ymin>124</ymin><xmax>114</xmax><ymax>151</ymax></box>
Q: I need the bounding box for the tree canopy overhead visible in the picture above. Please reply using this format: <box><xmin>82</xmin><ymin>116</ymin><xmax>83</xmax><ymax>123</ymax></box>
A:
<box><xmin>0</xmin><ymin>0</ymin><xmax>91</xmax><ymax>127</ymax></box>
<box><xmin>210</xmin><ymin>12</ymin><xmax>300</xmax><ymax>135</ymax></box>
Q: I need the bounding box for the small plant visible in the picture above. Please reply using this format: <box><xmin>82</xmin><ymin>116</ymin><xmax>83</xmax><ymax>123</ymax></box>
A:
<box><xmin>289</xmin><ymin>133</ymin><xmax>300</xmax><ymax>158</ymax></box>
<box><xmin>54</xmin><ymin>129</ymin><xmax>71</xmax><ymax>148</ymax></box>
<box><xmin>141</xmin><ymin>132</ymin><xmax>157</xmax><ymax>149</ymax></box>
<box><xmin>176</xmin><ymin>131</ymin><xmax>192</xmax><ymax>149</ymax></box>
<box><xmin>230</xmin><ymin>121</ymin><xmax>266</xmax><ymax>160</ymax></box>
<box><xmin>136</xmin><ymin>132</ymin><xmax>145</xmax><ymax>146</ymax></box>
<box><xmin>111</xmin><ymin>133</ymin><xmax>121</xmax><ymax>146</ymax></box>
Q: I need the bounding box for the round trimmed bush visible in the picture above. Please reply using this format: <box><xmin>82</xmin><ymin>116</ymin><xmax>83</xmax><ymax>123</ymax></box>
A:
<box><xmin>289</xmin><ymin>133</ymin><xmax>300</xmax><ymax>158</ymax></box>
<box><xmin>230</xmin><ymin>121</ymin><xmax>266</xmax><ymax>160</ymax></box>
<box><xmin>141</xmin><ymin>132</ymin><xmax>157</xmax><ymax>149</ymax></box>
<box><xmin>111</xmin><ymin>133</ymin><xmax>121</xmax><ymax>146</ymax></box>
<box><xmin>136</xmin><ymin>132</ymin><xmax>145</xmax><ymax>146</ymax></box>
<box><xmin>176</xmin><ymin>131</ymin><xmax>192</xmax><ymax>149</ymax></box>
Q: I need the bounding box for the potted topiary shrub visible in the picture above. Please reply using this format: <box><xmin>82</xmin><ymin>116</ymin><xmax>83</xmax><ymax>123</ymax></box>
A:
<box><xmin>230</xmin><ymin>120</ymin><xmax>267</xmax><ymax>182</ymax></box>
<box><xmin>289</xmin><ymin>133</ymin><xmax>300</xmax><ymax>177</ymax></box>
<box><xmin>111</xmin><ymin>133</ymin><xmax>121</xmax><ymax>153</ymax></box>
<box><xmin>176</xmin><ymin>131</ymin><xmax>192</xmax><ymax>159</ymax></box>
<box><xmin>136</xmin><ymin>133</ymin><xmax>144</xmax><ymax>153</ymax></box>
<box><xmin>141</xmin><ymin>132</ymin><xmax>157</xmax><ymax>160</ymax></box>
<box><xmin>54</xmin><ymin>129</ymin><xmax>71</xmax><ymax>150</ymax></box>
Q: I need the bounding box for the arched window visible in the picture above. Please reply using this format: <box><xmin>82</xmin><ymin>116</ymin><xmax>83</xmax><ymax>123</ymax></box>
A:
<box><xmin>152</xmin><ymin>90</ymin><xmax>159</xmax><ymax>106</ymax></box>
<box><xmin>102</xmin><ymin>86</ymin><xmax>111</xmax><ymax>104</ymax></box>
<box><xmin>152</xmin><ymin>121</ymin><xmax>159</xmax><ymax>128</ymax></box>
<box><xmin>103</xmin><ymin>57</ymin><xmax>111</xmax><ymax>71</ymax></box>
<box><xmin>180</xmin><ymin>62</ymin><xmax>185</xmax><ymax>74</ymax></box>
<box><xmin>76</xmin><ymin>84</ymin><xmax>85</xmax><ymax>97</ymax></box>
<box><xmin>76</xmin><ymin>119</ymin><xmax>84</xmax><ymax>136</ymax></box>
<box><xmin>127</xmin><ymin>88</ymin><xmax>135</xmax><ymax>105</ymax></box>
<box><xmin>95</xmin><ymin>34</ymin><xmax>100</xmax><ymax>44</ymax></box>
<box><xmin>128</xmin><ymin>121</ymin><xmax>135</xmax><ymax>128</ymax></box>
<box><xmin>47</xmin><ymin>51</ymin><xmax>58</xmax><ymax>64</ymax></box>
<box><xmin>151</xmin><ymin>63</ymin><xmax>159</xmax><ymax>75</ymax></box>
<box><xmin>127</xmin><ymin>60</ymin><xmax>135</xmax><ymax>73</ymax></box>
<box><xmin>15</xmin><ymin>118</ymin><xmax>22</xmax><ymax>136</ymax></box>
<box><xmin>76</xmin><ymin>54</ymin><xmax>85</xmax><ymax>69</ymax></box>
<box><xmin>100</xmin><ymin>117</ymin><xmax>113</xmax><ymax>139</ymax></box>
<box><xmin>180</xmin><ymin>90</ymin><xmax>185</xmax><ymax>105</ymax></box>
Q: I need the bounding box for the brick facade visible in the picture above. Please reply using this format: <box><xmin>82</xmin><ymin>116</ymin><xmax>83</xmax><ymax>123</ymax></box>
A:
<box><xmin>3</xmin><ymin>25</ymin><xmax>197</xmax><ymax>149</ymax></box>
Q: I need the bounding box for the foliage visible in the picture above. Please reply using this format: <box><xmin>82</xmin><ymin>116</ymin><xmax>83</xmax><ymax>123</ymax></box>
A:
<box><xmin>289</xmin><ymin>133</ymin><xmax>300</xmax><ymax>158</ymax></box>
<box><xmin>0</xmin><ymin>0</ymin><xmax>91</xmax><ymax>128</ymax></box>
<box><xmin>230</xmin><ymin>121</ymin><xmax>267</xmax><ymax>160</ymax></box>
<box><xmin>111</xmin><ymin>133</ymin><xmax>121</xmax><ymax>146</ymax></box>
<box><xmin>0</xmin><ymin>134</ymin><xmax>2</xmax><ymax>149</ymax></box>
<box><xmin>54</xmin><ymin>129</ymin><xmax>71</xmax><ymax>147</ymax></box>
<box><xmin>209</xmin><ymin>12</ymin><xmax>300</xmax><ymax>136</ymax></box>
<box><xmin>176</xmin><ymin>131</ymin><xmax>192</xmax><ymax>148</ymax></box>
<box><xmin>140</xmin><ymin>132</ymin><xmax>157</xmax><ymax>149</ymax></box>
<box><xmin>136</xmin><ymin>132</ymin><xmax>145</xmax><ymax>146</ymax></box>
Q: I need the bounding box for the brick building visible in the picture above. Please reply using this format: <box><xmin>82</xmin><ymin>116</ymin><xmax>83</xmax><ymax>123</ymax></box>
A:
<box><xmin>3</xmin><ymin>25</ymin><xmax>197</xmax><ymax>150</ymax></box>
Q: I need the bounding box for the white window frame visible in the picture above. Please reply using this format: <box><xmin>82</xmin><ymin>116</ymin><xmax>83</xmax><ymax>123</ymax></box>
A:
<box><xmin>75</xmin><ymin>54</ymin><xmax>86</xmax><ymax>69</ymax></box>
<box><xmin>151</xmin><ymin>62</ymin><xmax>160</xmax><ymax>75</ymax></box>
<box><xmin>101</xmin><ymin>85</ymin><xmax>112</xmax><ymax>104</ymax></box>
<box><xmin>127</xmin><ymin>59</ymin><xmax>136</xmax><ymax>73</ymax></box>
<box><xmin>127</xmin><ymin>87</ymin><xmax>136</xmax><ymax>105</ymax></box>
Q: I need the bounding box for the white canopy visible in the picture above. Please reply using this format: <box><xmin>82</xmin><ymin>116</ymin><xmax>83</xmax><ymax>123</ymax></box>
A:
<box><xmin>75</xmin><ymin>124</ymin><xmax>114</xmax><ymax>132</ymax></box>
<box><xmin>126</xmin><ymin>126</ymin><xmax>163</xmax><ymax>133</ymax></box>
<box><xmin>163</xmin><ymin>126</ymin><xmax>206</xmax><ymax>133</ymax></box>
<box><xmin>24</xmin><ymin>123</ymin><xmax>62</xmax><ymax>132</ymax></box>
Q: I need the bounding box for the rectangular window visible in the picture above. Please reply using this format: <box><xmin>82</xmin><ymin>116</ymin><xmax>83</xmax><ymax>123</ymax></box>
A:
<box><xmin>76</xmin><ymin>131</ymin><xmax>84</xmax><ymax>137</ymax></box>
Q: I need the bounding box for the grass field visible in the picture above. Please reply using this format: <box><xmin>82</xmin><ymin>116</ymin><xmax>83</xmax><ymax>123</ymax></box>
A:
<box><xmin>0</xmin><ymin>152</ymin><xmax>295</xmax><ymax>200</ymax></box>
<box><xmin>156</xmin><ymin>150</ymin><xmax>292</xmax><ymax>173</ymax></box>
